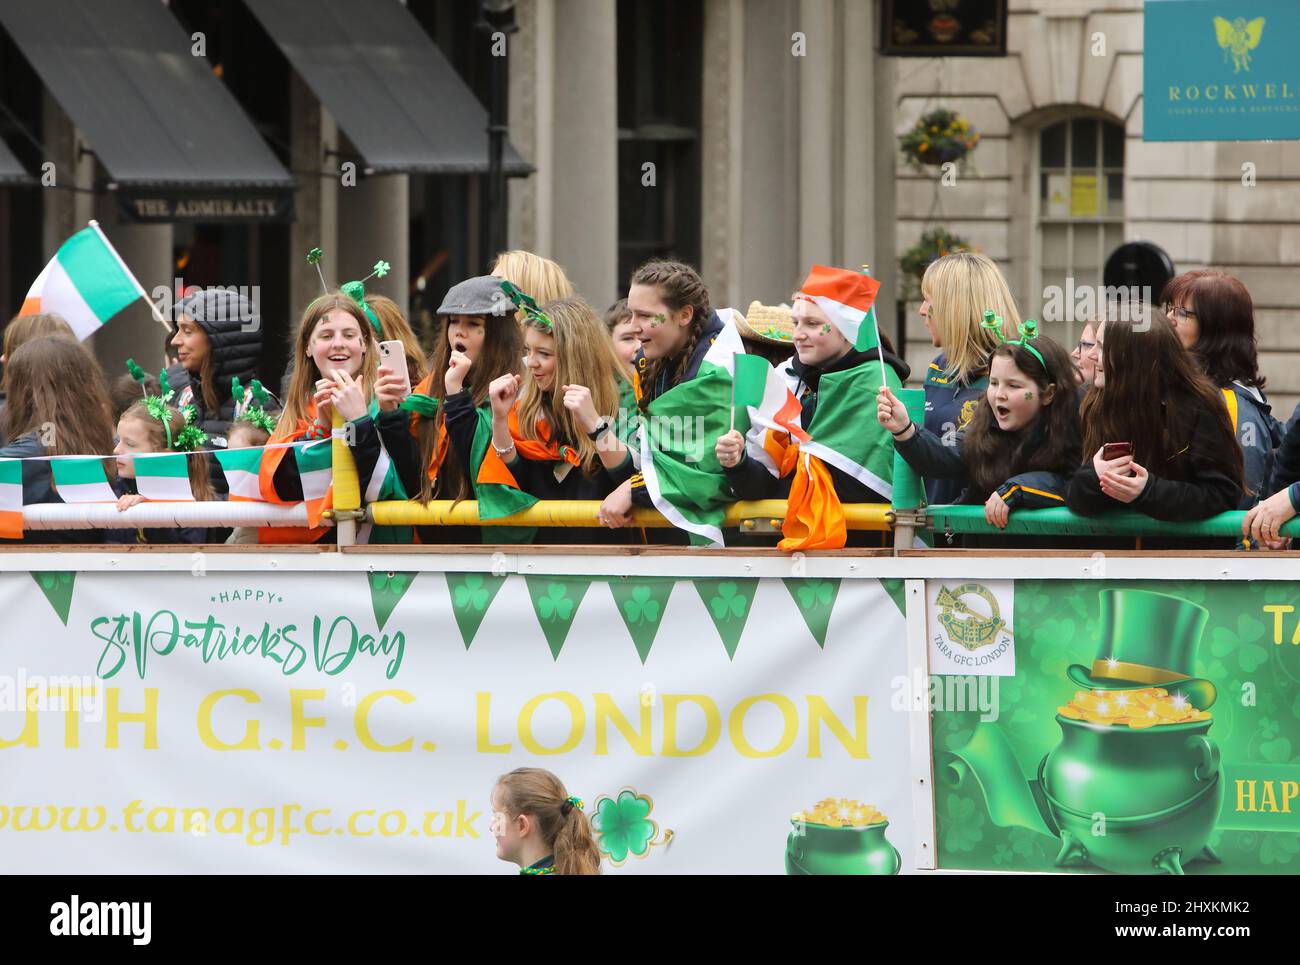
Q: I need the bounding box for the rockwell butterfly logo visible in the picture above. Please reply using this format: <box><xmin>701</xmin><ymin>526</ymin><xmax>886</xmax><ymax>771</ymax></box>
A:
<box><xmin>1214</xmin><ymin>16</ymin><xmax>1265</xmax><ymax>73</ymax></box>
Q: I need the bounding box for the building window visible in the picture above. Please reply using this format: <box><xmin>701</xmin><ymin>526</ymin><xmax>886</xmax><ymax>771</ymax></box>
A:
<box><xmin>616</xmin><ymin>0</ymin><xmax>702</xmax><ymax>290</ymax></box>
<box><xmin>1037</xmin><ymin>116</ymin><xmax>1125</xmax><ymax>336</ymax></box>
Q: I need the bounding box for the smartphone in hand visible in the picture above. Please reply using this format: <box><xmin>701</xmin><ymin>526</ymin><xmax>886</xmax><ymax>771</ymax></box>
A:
<box><xmin>379</xmin><ymin>340</ymin><xmax>410</xmax><ymax>391</ymax></box>
<box><xmin>1101</xmin><ymin>442</ymin><xmax>1133</xmax><ymax>462</ymax></box>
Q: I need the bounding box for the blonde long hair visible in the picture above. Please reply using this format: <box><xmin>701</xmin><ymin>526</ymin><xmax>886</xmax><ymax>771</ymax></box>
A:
<box><xmin>921</xmin><ymin>251</ymin><xmax>1022</xmax><ymax>384</ymax></box>
<box><xmin>490</xmin><ymin>250</ymin><xmax>574</xmax><ymax>324</ymax></box>
<box><xmin>119</xmin><ymin>401</ymin><xmax>216</xmax><ymax>502</ymax></box>
<box><xmin>517</xmin><ymin>297</ymin><xmax>627</xmax><ymax>475</ymax></box>
<box><xmin>276</xmin><ymin>294</ymin><xmax>379</xmax><ymax>435</ymax></box>
<box><xmin>494</xmin><ymin>768</ymin><xmax>601</xmax><ymax>876</ymax></box>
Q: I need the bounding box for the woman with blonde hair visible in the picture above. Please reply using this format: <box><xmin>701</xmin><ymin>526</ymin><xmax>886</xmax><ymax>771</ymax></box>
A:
<box><xmin>918</xmin><ymin>250</ymin><xmax>1022</xmax><ymax>504</ymax></box>
<box><xmin>490</xmin><ymin>250</ymin><xmax>574</xmax><ymax>323</ymax></box>
<box><xmin>490</xmin><ymin>767</ymin><xmax>601</xmax><ymax>875</ymax></box>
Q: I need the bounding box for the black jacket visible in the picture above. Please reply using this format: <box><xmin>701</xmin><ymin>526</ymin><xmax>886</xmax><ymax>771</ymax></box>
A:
<box><xmin>724</xmin><ymin>346</ymin><xmax>911</xmax><ymax>504</ymax></box>
<box><xmin>1067</xmin><ymin>400</ymin><xmax>1242</xmax><ymax>521</ymax></box>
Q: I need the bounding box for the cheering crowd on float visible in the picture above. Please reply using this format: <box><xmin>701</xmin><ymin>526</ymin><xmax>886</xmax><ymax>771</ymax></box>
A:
<box><xmin>2</xmin><ymin>245</ymin><xmax>1297</xmax><ymax>551</ymax></box>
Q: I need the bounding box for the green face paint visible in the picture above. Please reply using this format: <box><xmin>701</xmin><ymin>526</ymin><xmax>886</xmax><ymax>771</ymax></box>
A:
<box><xmin>651</xmin><ymin>313</ymin><xmax>666</xmax><ymax>328</ymax></box>
<box><xmin>821</xmin><ymin>324</ymin><xmax>831</xmax><ymax>335</ymax></box>
<box><xmin>1024</xmin><ymin>391</ymin><xmax>1034</xmax><ymax>401</ymax></box>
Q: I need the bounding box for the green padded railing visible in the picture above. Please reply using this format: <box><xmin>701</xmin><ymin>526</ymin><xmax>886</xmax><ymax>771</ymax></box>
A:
<box><xmin>923</xmin><ymin>504</ymin><xmax>1300</xmax><ymax>540</ymax></box>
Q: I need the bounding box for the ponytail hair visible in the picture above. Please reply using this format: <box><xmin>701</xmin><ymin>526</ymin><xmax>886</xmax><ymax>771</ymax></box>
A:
<box><xmin>494</xmin><ymin>767</ymin><xmax>601</xmax><ymax>875</ymax></box>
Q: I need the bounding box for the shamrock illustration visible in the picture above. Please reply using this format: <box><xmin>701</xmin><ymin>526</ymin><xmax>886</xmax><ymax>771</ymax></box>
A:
<box><xmin>454</xmin><ymin>574</ymin><xmax>491</xmax><ymax>612</ymax></box>
<box><xmin>306</xmin><ymin>247</ymin><xmax>323</xmax><ymax>264</ymax></box>
<box><xmin>369</xmin><ymin>571</ymin><xmax>412</xmax><ymax>596</ymax></box>
<box><xmin>797</xmin><ymin>580</ymin><xmax>833</xmax><ymax>610</ymax></box>
<box><xmin>537</xmin><ymin>583</ymin><xmax>573</xmax><ymax>622</ymax></box>
<box><xmin>593</xmin><ymin>789</ymin><xmax>660</xmax><ymax>866</ymax></box>
<box><xmin>622</xmin><ymin>586</ymin><xmax>660</xmax><ymax>626</ymax></box>
<box><xmin>709</xmin><ymin>582</ymin><xmax>747</xmax><ymax>620</ymax></box>
<box><xmin>373</xmin><ymin>259</ymin><xmax>391</xmax><ymax>278</ymax></box>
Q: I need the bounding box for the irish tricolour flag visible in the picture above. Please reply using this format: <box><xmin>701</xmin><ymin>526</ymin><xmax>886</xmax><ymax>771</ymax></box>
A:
<box><xmin>50</xmin><ymin>458</ymin><xmax>116</xmax><ymax>503</ymax></box>
<box><xmin>293</xmin><ymin>440</ymin><xmax>333</xmax><ymax>527</ymax></box>
<box><xmin>20</xmin><ymin>222</ymin><xmax>148</xmax><ymax>340</ymax></box>
<box><xmin>215</xmin><ymin>447</ymin><xmax>265</xmax><ymax>501</ymax></box>
<box><xmin>133</xmin><ymin>453</ymin><xmax>194</xmax><ymax>501</ymax></box>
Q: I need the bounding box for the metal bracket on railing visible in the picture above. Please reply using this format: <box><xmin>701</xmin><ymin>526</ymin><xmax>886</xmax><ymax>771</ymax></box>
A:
<box><xmin>738</xmin><ymin>516</ymin><xmax>783</xmax><ymax>534</ymax></box>
<box><xmin>890</xmin><ymin>509</ymin><xmax>928</xmax><ymax>531</ymax></box>
<box><xmin>323</xmin><ymin>509</ymin><xmax>367</xmax><ymax>523</ymax></box>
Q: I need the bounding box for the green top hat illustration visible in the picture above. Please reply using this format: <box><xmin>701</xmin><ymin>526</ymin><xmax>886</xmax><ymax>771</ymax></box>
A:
<box><xmin>1066</xmin><ymin>589</ymin><xmax>1216</xmax><ymax>710</ymax></box>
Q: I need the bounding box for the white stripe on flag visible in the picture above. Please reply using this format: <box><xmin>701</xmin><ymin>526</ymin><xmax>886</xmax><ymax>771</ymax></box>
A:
<box><xmin>224</xmin><ymin>469</ymin><xmax>262</xmax><ymax>501</ymax></box>
<box><xmin>33</xmin><ymin>258</ymin><xmax>101</xmax><ymax>340</ymax></box>
<box><xmin>56</xmin><ymin>482</ymin><xmax>117</xmax><ymax>503</ymax></box>
<box><xmin>0</xmin><ymin>480</ymin><xmax>21</xmax><ymax>511</ymax></box>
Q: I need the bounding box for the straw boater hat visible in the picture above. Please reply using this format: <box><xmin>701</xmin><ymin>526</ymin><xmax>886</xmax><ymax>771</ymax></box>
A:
<box><xmin>734</xmin><ymin>300</ymin><xmax>794</xmax><ymax>345</ymax></box>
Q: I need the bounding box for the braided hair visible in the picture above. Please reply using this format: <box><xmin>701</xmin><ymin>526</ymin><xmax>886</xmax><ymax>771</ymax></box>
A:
<box><xmin>629</xmin><ymin>260</ymin><xmax>711</xmax><ymax>410</ymax></box>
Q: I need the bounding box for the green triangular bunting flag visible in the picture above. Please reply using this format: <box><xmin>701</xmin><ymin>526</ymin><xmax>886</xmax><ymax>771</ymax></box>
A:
<box><xmin>693</xmin><ymin>578</ymin><xmax>759</xmax><ymax>659</ymax></box>
<box><xmin>878</xmin><ymin>577</ymin><xmax>907</xmax><ymax>618</ymax></box>
<box><xmin>368</xmin><ymin>571</ymin><xmax>418</xmax><ymax>631</ymax></box>
<box><xmin>608</xmin><ymin>577</ymin><xmax>675</xmax><ymax>664</ymax></box>
<box><xmin>784</xmin><ymin>578</ymin><xmax>841</xmax><ymax>648</ymax></box>
<box><xmin>446</xmin><ymin>572</ymin><xmax>508</xmax><ymax>649</ymax></box>
<box><xmin>525</xmin><ymin>576</ymin><xmax>591</xmax><ymax>660</ymax></box>
<box><xmin>32</xmin><ymin>571</ymin><xmax>75</xmax><ymax>626</ymax></box>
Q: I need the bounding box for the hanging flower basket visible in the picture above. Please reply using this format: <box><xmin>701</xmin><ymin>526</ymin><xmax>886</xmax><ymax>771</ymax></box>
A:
<box><xmin>899</xmin><ymin>108</ymin><xmax>980</xmax><ymax>168</ymax></box>
<box><xmin>899</xmin><ymin>227</ymin><xmax>975</xmax><ymax>299</ymax></box>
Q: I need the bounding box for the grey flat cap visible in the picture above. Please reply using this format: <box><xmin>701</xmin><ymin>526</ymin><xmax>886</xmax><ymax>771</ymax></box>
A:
<box><xmin>436</xmin><ymin>275</ymin><xmax>512</xmax><ymax>317</ymax></box>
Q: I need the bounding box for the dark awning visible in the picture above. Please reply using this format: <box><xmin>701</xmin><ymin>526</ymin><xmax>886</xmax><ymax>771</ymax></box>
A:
<box><xmin>0</xmin><ymin>136</ymin><xmax>33</xmax><ymax>186</ymax></box>
<box><xmin>244</xmin><ymin>0</ymin><xmax>531</xmax><ymax>176</ymax></box>
<box><xmin>0</xmin><ymin>0</ymin><xmax>292</xmax><ymax>188</ymax></box>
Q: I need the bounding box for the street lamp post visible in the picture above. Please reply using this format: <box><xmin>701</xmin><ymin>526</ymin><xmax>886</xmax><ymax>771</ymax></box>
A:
<box><xmin>478</xmin><ymin>0</ymin><xmax>517</xmax><ymax>270</ymax></box>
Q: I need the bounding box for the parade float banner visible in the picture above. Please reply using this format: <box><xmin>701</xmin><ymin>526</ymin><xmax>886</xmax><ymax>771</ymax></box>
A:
<box><xmin>1145</xmin><ymin>0</ymin><xmax>1300</xmax><ymax>141</ymax></box>
<box><xmin>932</xmin><ymin>580</ymin><xmax>1300</xmax><ymax>875</ymax></box>
<box><xmin>0</xmin><ymin>570</ymin><xmax>912</xmax><ymax>875</ymax></box>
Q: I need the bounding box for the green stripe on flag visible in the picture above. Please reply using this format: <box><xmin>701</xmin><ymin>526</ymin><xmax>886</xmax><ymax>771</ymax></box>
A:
<box><xmin>50</xmin><ymin>457</ymin><xmax>111</xmax><ymax>488</ymax></box>
<box><xmin>57</xmin><ymin>227</ymin><xmax>140</xmax><ymax>322</ymax></box>
<box><xmin>134</xmin><ymin>452</ymin><xmax>189</xmax><ymax>480</ymax></box>
<box><xmin>732</xmin><ymin>352</ymin><xmax>768</xmax><ymax>409</ymax></box>
<box><xmin>294</xmin><ymin>439</ymin><xmax>331</xmax><ymax>474</ymax></box>
<box><xmin>0</xmin><ymin>458</ymin><xmax>20</xmax><ymax>487</ymax></box>
<box><xmin>214</xmin><ymin>447</ymin><xmax>263</xmax><ymax>474</ymax></box>
<box><xmin>855</xmin><ymin>305</ymin><xmax>881</xmax><ymax>353</ymax></box>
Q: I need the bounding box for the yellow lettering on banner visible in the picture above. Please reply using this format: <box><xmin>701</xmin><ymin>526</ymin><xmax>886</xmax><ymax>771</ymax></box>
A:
<box><xmin>1169</xmin><ymin>86</ymin><xmax>1180</xmax><ymax>102</ymax></box>
<box><xmin>475</xmin><ymin>692</ymin><xmax>511</xmax><ymax>753</ymax></box>
<box><xmin>148</xmin><ymin>807</ymin><xmax>176</xmax><ymax>833</ymax></box>
<box><xmin>355</xmin><ymin>690</ymin><xmax>416</xmax><ymax>752</ymax></box>
<box><xmin>306</xmin><ymin>809</ymin><xmax>331</xmax><ymax>835</ymax></box>
<box><xmin>56</xmin><ymin>685</ymin><xmax>96</xmax><ymax>748</ymax></box>
<box><xmin>519</xmin><ymin>692</ymin><xmax>585</xmax><ymax>755</ymax></box>
<box><xmin>1263</xmin><ymin>605</ymin><xmax>1293</xmax><ymax>643</ymax></box>
<box><xmin>197</xmin><ymin>689</ymin><xmax>261</xmax><ymax>750</ymax></box>
<box><xmin>215</xmin><ymin>807</ymin><xmax>243</xmax><ymax>834</ymax></box>
<box><xmin>662</xmin><ymin>694</ymin><xmax>720</xmax><ymax>757</ymax></box>
<box><xmin>594</xmin><ymin>693</ymin><xmax>651</xmax><ymax>756</ymax></box>
<box><xmin>105</xmin><ymin>688</ymin><xmax>158</xmax><ymax>749</ymax></box>
<box><xmin>349</xmin><ymin>810</ymin><xmax>375</xmax><ymax>836</ymax></box>
<box><xmin>0</xmin><ymin>689</ymin><xmax>39</xmax><ymax>748</ymax></box>
<box><xmin>290</xmin><ymin>689</ymin><xmax>326</xmax><ymax>750</ymax></box>
<box><xmin>1236</xmin><ymin>779</ymin><xmax>1256</xmax><ymax>812</ymax></box>
<box><xmin>424</xmin><ymin>810</ymin><xmax>453</xmax><ymax>837</ymax></box>
<box><xmin>729</xmin><ymin>694</ymin><xmax>799</xmax><ymax>759</ymax></box>
<box><xmin>807</xmin><ymin>696</ymin><xmax>869</xmax><ymax>759</ymax></box>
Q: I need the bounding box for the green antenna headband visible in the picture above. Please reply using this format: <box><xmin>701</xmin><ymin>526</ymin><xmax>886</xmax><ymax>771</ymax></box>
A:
<box><xmin>981</xmin><ymin>310</ymin><xmax>1046</xmax><ymax>371</ymax></box>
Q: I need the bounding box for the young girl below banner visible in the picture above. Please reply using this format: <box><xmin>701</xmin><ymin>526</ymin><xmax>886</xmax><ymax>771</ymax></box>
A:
<box><xmin>877</xmin><ymin>320</ymin><xmax>1081</xmax><ymax>528</ymax></box>
<box><xmin>490</xmin><ymin>768</ymin><xmax>600</xmax><ymax>875</ymax></box>
<box><xmin>480</xmin><ymin>297</ymin><xmax>636</xmax><ymax>542</ymax></box>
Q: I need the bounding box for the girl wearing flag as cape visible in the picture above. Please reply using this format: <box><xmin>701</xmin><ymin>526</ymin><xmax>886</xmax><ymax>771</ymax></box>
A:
<box><xmin>917</xmin><ymin>252</ymin><xmax>1022</xmax><ymax>505</ymax></box>
<box><xmin>258</xmin><ymin>291</ymin><xmax>402</xmax><ymax>543</ymax></box>
<box><xmin>598</xmin><ymin>260</ymin><xmax>735</xmax><ymax>544</ymax></box>
<box><xmin>107</xmin><ymin>365</ymin><xmax>212</xmax><ymax>545</ymax></box>
<box><xmin>878</xmin><ymin>316</ymin><xmax>1081</xmax><ymax>529</ymax></box>
<box><xmin>480</xmin><ymin>294</ymin><xmax>638</xmax><ymax>544</ymax></box>
<box><xmin>387</xmin><ymin>275</ymin><xmax>525</xmax><ymax>544</ymax></box>
<box><xmin>0</xmin><ymin>337</ymin><xmax>115</xmax><ymax>543</ymax></box>
<box><xmin>716</xmin><ymin>265</ymin><xmax>909</xmax><ymax>550</ymax></box>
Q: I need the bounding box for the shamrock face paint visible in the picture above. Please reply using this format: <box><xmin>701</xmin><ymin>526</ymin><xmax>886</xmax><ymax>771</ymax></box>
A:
<box><xmin>1025</xmin><ymin>391</ymin><xmax>1034</xmax><ymax>400</ymax></box>
<box><xmin>791</xmin><ymin>297</ymin><xmax>851</xmax><ymax>368</ymax></box>
<box><xmin>627</xmin><ymin>283</ymin><xmax>691</xmax><ymax>360</ymax></box>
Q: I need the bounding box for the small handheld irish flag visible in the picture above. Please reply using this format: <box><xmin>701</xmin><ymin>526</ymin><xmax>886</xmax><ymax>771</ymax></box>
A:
<box><xmin>293</xmin><ymin>439</ymin><xmax>333</xmax><ymax>526</ymax></box>
<box><xmin>133</xmin><ymin>452</ymin><xmax>194</xmax><ymax>501</ymax></box>
<box><xmin>20</xmin><ymin>222</ymin><xmax>149</xmax><ymax>341</ymax></box>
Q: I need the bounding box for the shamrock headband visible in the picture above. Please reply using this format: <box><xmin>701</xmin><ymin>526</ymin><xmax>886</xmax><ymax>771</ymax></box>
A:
<box><xmin>499</xmin><ymin>280</ymin><xmax>554</xmax><ymax>332</ymax></box>
<box><xmin>306</xmin><ymin>247</ymin><xmax>390</xmax><ymax>338</ymax></box>
<box><xmin>231</xmin><ymin>376</ymin><xmax>277</xmax><ymax>435</ymax></box>
<box><xmin>125</xmin><ymin>359</ymin><xmax>209</xmax><ymax>452</ymax></box>
<box><xmin>981</xmin><ymin>310</ymin><xmax>1046</xmax><ymax>372</ymax></box>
